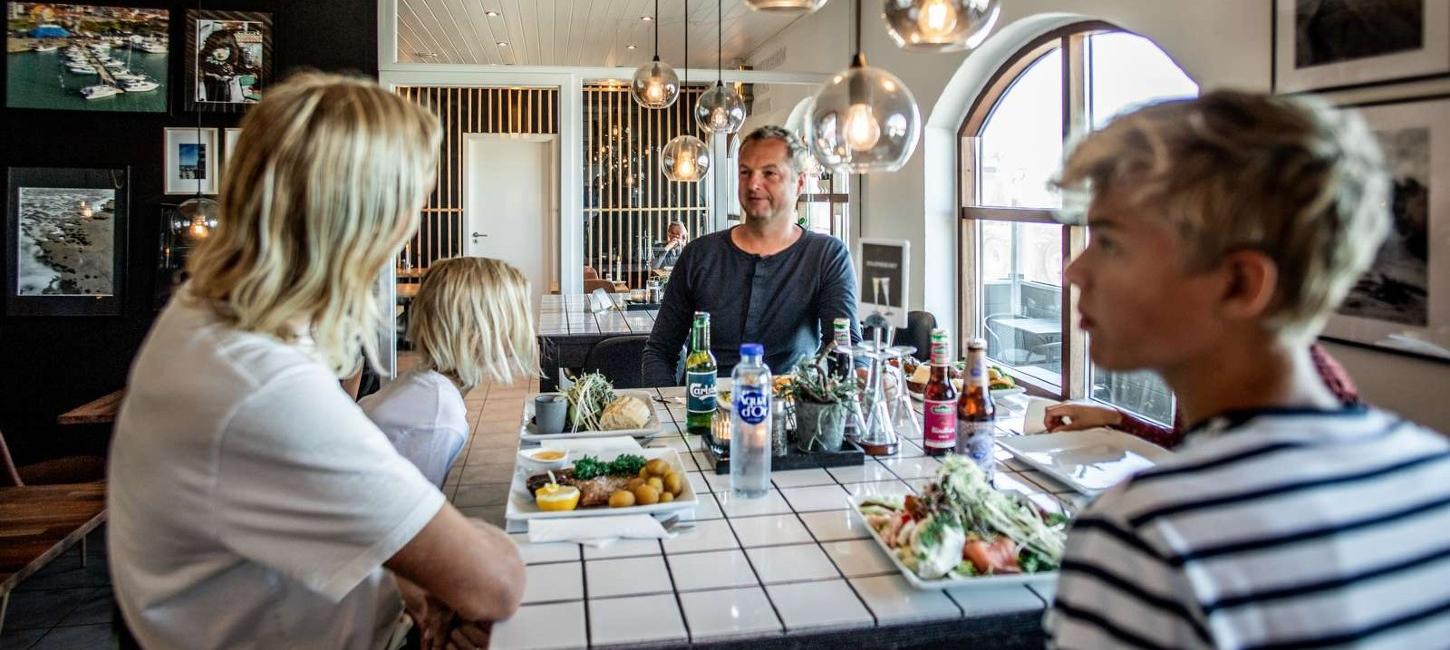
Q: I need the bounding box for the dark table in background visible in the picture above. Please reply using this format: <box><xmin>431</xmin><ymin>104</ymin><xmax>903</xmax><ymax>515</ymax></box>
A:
<box><xmin>537</xmin><ymin>294</ymin><xmax>659</xmax><ymax>392</ymax></box>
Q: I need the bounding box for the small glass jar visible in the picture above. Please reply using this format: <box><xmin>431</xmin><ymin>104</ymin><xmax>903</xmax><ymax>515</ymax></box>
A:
<box><xmin>771</xmin><ymin>399</ymin><xmax>791</xmax><ymax>457</ymax></box>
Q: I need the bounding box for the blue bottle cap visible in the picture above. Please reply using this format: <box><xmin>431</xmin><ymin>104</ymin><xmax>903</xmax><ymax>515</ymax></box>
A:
<box><xmin>740</xmin><ymin>343</ymin><xmax>763</xmax><ymax>357</ymax></box>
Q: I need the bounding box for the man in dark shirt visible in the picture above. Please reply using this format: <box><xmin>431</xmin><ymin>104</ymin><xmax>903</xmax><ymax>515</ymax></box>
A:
<box><xmin>641</xmin><ymin>126</ymin><xmax>860</xmax><ymax>386</ymax></box>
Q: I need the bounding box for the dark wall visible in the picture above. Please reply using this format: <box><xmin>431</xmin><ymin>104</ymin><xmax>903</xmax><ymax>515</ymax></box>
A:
<box><xmin>0</xmin><ymin>0</ymin><xmax>378</xmax><ymax>462</ymax></box>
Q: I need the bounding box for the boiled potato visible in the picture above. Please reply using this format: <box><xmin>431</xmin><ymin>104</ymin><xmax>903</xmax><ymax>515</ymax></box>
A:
<box><xmin>646</xmin><ymin>476</ymin><xmax>664</xmax><ymax>493</ymax></box>
<box><xmin>633</xmin><ymin>484</ymin><xmax>660</xmax><ymax>505</ymax></box>
<box><xmin>645</xmin><ymin>458</ymin><xmax>669</xmax><ymax>476</ymax></box>
<box><xmin>609</xmin><ymin>490</ymin><xmax>636</xmax><ymax>508</ymax></box>
<box><xmin>639</xmin><ymin>466</ymin><xmax>651</xmax><ymax>479</ymax></box>
<box><xmin>663</xmin><ymin>472</ymin><xmax>683</xmax><ymax>496</ymax></box>
<box><xmin>627</xmin><ymin>477</ymin><xmax>646</xmax><ymax>490</ymax></box>
<box><xmin>660</xmin><ymin>491</ymin><xmax>674</xmax><ymax>503</ymax></box>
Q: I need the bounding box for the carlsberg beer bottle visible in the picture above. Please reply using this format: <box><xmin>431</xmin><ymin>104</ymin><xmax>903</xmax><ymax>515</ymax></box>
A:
<box><xmin>685</xmin><ymin>312</ymin><xmax>717</xmax><ymax>437</ymax></box>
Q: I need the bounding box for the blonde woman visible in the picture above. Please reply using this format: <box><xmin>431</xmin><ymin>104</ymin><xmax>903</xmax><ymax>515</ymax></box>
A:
<box><xmin>361</xmin><ymin>257</ymin><xmax>538</xmax><ymax>486</ymax></box>
<box><xmin>109</xmin><ymin>72</ymin><xmax>523</xmax><ymax>649</ymax></box>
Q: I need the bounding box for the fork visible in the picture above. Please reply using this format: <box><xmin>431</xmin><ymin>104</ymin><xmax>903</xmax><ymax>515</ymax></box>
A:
<box><xmin>657</xmin><ymin>514</ymin><xmax>695</xmax><ymax>533</ymax></box>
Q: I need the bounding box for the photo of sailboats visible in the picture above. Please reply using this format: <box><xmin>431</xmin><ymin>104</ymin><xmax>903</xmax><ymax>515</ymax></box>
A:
<box><xmin>6</xmin><ymin>3</ymin><xmax>169</xmax><ymax>112</ymax></box>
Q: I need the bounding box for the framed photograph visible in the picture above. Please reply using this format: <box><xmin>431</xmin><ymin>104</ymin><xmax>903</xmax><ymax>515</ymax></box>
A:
<box><xmin>184</xmin><ymin>10</ymin><xmax>272</xmax><ymax>112</ymax></box>
<box><xmin>5</xmin><ymin>3</ymin><xmax>170</xmax><ymax>113</ymax></box>
<box><xmin>221</xmin><ymin>127</ymin><xmax>243</xmax><ymax>174</ymax></box>
<box><xmin>1323</xmin><ymin>97</ymin><xmax>1450</xmax><ymax>361</ymax></box>
<box><xmin>859</xmin><ymin>238</ymin><xmax>910</xmax><ymax>329</ymax></box>
<box><xmin>6</xmin><ymin>167</ymin><xmax>128</xmax><ymax>316</ymax></box>
<box><xmin>164</xmin><ymin>127</ymin><xmax>218</xmax><ymax>195</ymax></box>
<box><xmin>1275</xmin><ymin>0</ymin><xmax>1450</xmax><ymax>93</ymax></box>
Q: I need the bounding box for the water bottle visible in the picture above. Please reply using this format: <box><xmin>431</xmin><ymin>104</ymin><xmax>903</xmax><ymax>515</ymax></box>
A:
<box><xmin>730</xmin><ymin>343</ymin><xmax>772</xmax><ymax>498</ymax></box>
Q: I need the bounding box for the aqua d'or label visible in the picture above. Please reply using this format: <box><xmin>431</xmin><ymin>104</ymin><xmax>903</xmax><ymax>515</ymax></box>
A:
<box><xmin>958</xmin><ymin>421</ymin><xmax>997</xmax><ymax>480</ymax></box>
<box><xmin>686</xmin><ymin>371</ymin><xmax>717</xmax><ymax>415</ymax></box>
<box><xmin>735</xmin><ymin>388</ymin><xmax>769</xmax><ymax>425</ymax></box>
<box><xmin>923</xmin><ymin>400</ymin><xmax>957</xmax><ymax>450</ymax></box>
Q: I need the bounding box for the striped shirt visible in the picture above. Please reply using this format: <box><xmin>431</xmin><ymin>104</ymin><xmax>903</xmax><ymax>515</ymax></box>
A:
<box><xmin>1046</xmin><ymin>406</ymin><xmax>1450</xmax><ymax>649</ymax></box>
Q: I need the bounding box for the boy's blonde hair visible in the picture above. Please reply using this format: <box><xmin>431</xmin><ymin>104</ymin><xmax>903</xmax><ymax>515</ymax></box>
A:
<box><xmin>1058</xmin><ymin>90</ymin><xmax>1391</xmax><ymax>337</ymax></box>
<box><xmin>186</xmin><ymin>71</ymin><xmax>442</xmax><ymax>376</ymax></box>
<box><xmin>408</xmin><ymin>257</ymin><xmax>540</xmax><ymax>391</ymax></box>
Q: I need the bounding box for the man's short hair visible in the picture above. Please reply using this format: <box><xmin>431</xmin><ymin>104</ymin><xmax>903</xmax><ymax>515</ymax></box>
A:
<box><xmin>1057</xmin><ymin>90</ymin><xmax>1390</xmax><ymax>336</ymax></box>
<box><xmin>740</xmin><ymin>125</ymin><xmax>808</xmax><ymax>174</ymax></box>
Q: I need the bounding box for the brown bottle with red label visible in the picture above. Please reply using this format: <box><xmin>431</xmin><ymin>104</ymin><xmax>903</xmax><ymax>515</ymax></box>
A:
<box><xmin>956</xmin><ymin>338</ymin><xmax>996</xmax><ymax>479</ymax></box>
<box><xmin>922</xmin><ymin>329</ymin><xmax>957</xmax><ymax>456</ymax></box>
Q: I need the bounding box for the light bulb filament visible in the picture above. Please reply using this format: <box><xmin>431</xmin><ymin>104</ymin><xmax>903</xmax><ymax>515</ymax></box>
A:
<box><xmin>844</xmin><ymin>103</ymin><xmax>882</xmax><ymax>151</ymax></box>
<box><xmin>919</xmin><ymin>0</ymin><xmax>958</xmax><ymax>38</ymax></box>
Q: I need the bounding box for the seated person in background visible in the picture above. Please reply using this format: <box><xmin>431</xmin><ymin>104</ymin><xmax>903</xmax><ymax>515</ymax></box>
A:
<box><xmin>1045</xmin><ymin>91</ymin><xmax>1449</xmax><ymax>649</ymax></box>
<box><xmin>652</xmin><ymin>221</ymin><xmax>689</xmax><ymax>270</ymax></box>
<box><xmin>642</xmin><ymin>126</ymin><xmax>860</xmax><ymax>385</ymax></box>
<box><xmin>1044</xmin><ymin>343</ymin><xmax>1357</xmax><ymax>448</ymax></box>
<box><xmin>362</xmin><ymin>257</ymin><xmax>539</xmax><ymax>486</ymax></box>
<box><xmin>109</xmin><ymin>72</ymin><xmax>523</xmax><ymax>649</ymax></box>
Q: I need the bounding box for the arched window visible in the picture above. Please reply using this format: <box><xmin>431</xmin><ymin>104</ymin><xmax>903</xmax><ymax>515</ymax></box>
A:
<box><xmin>958</xmin><ymin>24</ymin><xmax>1196</xmax><ymax>424</ymax></box>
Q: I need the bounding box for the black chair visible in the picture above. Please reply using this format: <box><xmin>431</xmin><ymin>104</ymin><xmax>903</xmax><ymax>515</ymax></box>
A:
<box><xmin>894</xmin><ymin>310</ymin><xmax>937</xmax><ymax>361</ymax></box>
<box><xmin>581</xmin><ymin>335</ymin><xmax>650</xmax><ymax>389</ymax></box>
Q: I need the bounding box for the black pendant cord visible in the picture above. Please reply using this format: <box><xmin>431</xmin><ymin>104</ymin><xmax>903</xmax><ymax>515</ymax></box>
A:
<box><xmin>683</xmin><ymin>0</ymin><xmax>689</xmax><ymax>86</ymax></box>
<box><xmin>716</xmin><ymin>0</ymin><xmax>723</xmax><ymax>85</ymax></box>
<box><xmin>654</xmin><ymin>0</ymin><xmax>660</xmax><ymax>59</ymax></box>
<box><xmin>194</xmin><ymin>0</ymin><xmax>205</xmax><ymax>204</ymax></box>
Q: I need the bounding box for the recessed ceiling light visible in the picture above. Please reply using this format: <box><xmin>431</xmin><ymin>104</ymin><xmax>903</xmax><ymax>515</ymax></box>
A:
<box><xmin>626</xmin><ymin>44</ymin><xmax>637</xmax><ymax>50</ymax></box>
<box><xmin>641</xmin><ymin>15</ymin><xmax>653</xmax><ymax>21</ymax></box>
<box><xmin>497</xmin><ymin>41</ymin><xmax>509</xmax><ymax>47</ymax></box>
<box><xmin>484</xmin><ymin>10</ymin><xmax>499</xmax><ymax>16</ymax></box>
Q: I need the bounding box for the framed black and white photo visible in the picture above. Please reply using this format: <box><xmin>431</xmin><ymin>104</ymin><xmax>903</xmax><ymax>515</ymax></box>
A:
<box><xmin>6</xmin><ymin>167</ymin><xmax>128</xmax><ymax>316</ymax></box>
<box><xmin>184</xmin><ymin>10</ymin><xmax>272</xmax><ymax>112</ymax></box>
<box><xmin>164</xmin><ymin>127</ymin><xmax>218</xmax><ymax>195</ymax></box>
<box><xmin>1323</xmin><ymin>97</ymin><xmax>1450</xmax><ymax>361</ymax></box>
<box><xmin>5</xmin><ymin>3</ymin><xmax>170</xmax><ymax>113</ymax></box>
<box><xmin>1275</xmin><ymin>0</ymin><xmax>1450</xmax><ymax>93</ymax></box>
<box><xmin>859</xmin><ymin>238</ymin><xmax>910</xmax><ymax>330</ymax></box>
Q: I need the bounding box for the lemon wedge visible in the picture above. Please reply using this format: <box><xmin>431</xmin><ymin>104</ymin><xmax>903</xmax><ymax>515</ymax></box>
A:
<box><xmin>534</xmin><ymin>484</ymin><xmax>580</xmax><ymax>512</ymax></box>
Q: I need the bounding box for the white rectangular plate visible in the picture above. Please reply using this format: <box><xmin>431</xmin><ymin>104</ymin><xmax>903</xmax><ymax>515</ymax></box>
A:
<box><xmin>997</xmin><ymin>428</ymin><xmax>1172</xmax><ymax>494</ymax></box>
<box><xmin>851</xmin><ymin>499</ymin><xmax>1058</xmax><ymax>591</ymax></box>
<box><xmin>520</xmin><ymin>390</ymin><xmax>665</xmax><ymax>442</ymax></box>
<box><xmin>505</xmin><ymin>448</ymin><xmax>698</xmax><ymax>520</ymax></box>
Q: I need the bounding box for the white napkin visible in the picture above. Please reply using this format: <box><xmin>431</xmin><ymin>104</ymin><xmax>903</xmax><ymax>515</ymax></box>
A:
<box><xmin>1023</xmin><ymin>396</ymin><xmax>1060</xmax><ymax>435</ymax></box>
<box><xmin>541</xmin><ymin>436</ymin><xmax>643</xmax><ymax>453</ymax></box>
<box><xmin>528</xmin><ymin>514</ymin><xmax>672</xmax><ymax>548</ymax></box>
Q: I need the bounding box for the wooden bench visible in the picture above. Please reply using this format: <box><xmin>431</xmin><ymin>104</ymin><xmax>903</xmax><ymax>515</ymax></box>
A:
<box><xmin>0</xmin><ymin>482</ymin><xmax>107</xmax><ymax>636</ymax></box>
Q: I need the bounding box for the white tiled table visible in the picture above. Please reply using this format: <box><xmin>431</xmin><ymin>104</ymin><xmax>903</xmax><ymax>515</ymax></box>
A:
<box><xmin>536</xmin><ymin>294</ymin><xmax>658</xmax><ymax>392</ymax></box>
<box><xmin>493</xmin><ymin>389</ymin><xmax>1070</xmax><ymax>649</ymax></box>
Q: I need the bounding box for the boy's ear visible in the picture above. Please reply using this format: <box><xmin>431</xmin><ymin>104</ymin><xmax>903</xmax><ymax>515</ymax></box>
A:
<box><xmin>1219</xmin><ymin>249</ymin><xmax>1279</xmax><ymax>321</ymax></box>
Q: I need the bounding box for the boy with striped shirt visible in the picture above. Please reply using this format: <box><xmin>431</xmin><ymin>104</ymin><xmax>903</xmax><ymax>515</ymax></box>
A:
<box><xmin>1046</xmin><ymin>91</ymin><xmax>1449</xmax><ymax>649</ymax></box>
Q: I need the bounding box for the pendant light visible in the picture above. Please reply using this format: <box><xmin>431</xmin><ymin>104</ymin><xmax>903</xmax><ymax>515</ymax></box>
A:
<box><xmin>694</xmin><ymin>0</ymin><xmax>746</xmax><ymax>134</ymax></box>
<box><xmin>177</xmin><ymin>0</ymin><xmax>218</xmax><ymax>240</ymax></box>
<box><xmin>631</xmin><ymin>0</ymin><xmax>680</xmax><ymax>109</ymax></box>
<box><xmin>662</xmin><ymin>0</ymin><xmax>710</xmax><ymax>182</ymax></box>
<box><xmin>743</xmin><ymin>0</ymin><xmax>829</xmax><ymax>13</ymax></box>
<box><xmin>882</xmin><ymin>0</ymin><xmax>1000</xmax><ymax>52</ymax></box>
<box><xmin>807</xmin><ymin>0</ymin><xmax>921</xmax><ymax>173</ymax></box>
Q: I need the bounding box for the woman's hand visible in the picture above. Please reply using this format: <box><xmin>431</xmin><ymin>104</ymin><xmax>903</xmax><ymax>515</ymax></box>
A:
<box><xmin>1043</xmin><ymin>402</ymin><xmax>1123</xmax><ymax>432</ymax></box>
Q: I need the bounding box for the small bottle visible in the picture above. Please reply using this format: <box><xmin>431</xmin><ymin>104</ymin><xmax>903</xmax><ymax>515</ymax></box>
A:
<box><xmin>730</xmin><ymin>343</ymin><xmax>772</xmax><ymax>498</ymax></box>
<box><xmin>828</xmin><ymin>317</ymin><xmax>854</xmax><ymax>381</ymax></box>
<box><xmin>956</xmin><ymin>338</ymin><xmax>996</xmax><ymax>480</ymax></box>
<box><xmin>685</xmin><ymin>312</ymin><xmax>717</xmax><ymax>439</ymax></box>
<box><xmin>922</xmin><ymin>329</ymin><xmax>958</xmax><ymax>457</ymax></box>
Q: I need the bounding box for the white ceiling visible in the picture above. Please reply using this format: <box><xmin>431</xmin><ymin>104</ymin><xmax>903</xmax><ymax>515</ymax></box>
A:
<box><xmin>397</xmin><ymin>0</ymin><xmax>811</xmax><ymax>69</ymax></box>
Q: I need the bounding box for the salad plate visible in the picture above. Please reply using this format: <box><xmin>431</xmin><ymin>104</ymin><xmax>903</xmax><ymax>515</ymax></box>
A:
<box><xmin>519</xmin><ymin>390</ymin><xmax>665</xmax><ymax>442</ymax></box>
<box><xmin>997</xmin><ymin>428</ymin><xmax>1171</xmax><ymax>494</ymax></box>
<box><xmin>505</xmin><ymin>447</ymin><xmax>698</xmax><ymax>520</ymax></box>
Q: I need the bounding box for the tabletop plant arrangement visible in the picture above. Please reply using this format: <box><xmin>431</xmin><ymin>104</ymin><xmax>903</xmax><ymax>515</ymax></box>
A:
<box><xmin>787</xmin><ymin>361</ymin><xmax>858</xmax><ymax>452</ymax></box>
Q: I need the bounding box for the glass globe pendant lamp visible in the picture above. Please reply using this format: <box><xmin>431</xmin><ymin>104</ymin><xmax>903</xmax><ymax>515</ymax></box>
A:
<box><xmin>744</xmin><ymin>0</ymin><xmax>829</xmax><ymax>12</ymax></box>
<box><xmin>695</xmin><ymin>0</ymin><xmax>747</xmax><ymax>134</ymax></box>
<box><xmin>882</xmin><ymin>0</ymin><xmax>1001</xmax><ymax>52</ymax></box>
<box><xmin>176</xmin><ymin>196</ymin><xmax>219</xmax><ymax>241</ymax></box>
<box><xmin>631</xmin><ymin>0</ymin><xmax>680</xmax><ymax>109</ymax></box>
<box><xmin>664</xmin><ymin>0</ymin><xmax>709</xmax><ymax>182</ymax></box>
<box><xmin>807</xmin><ymin>50</ymin><xmax>921</xmax><ymax>173</ymax></box>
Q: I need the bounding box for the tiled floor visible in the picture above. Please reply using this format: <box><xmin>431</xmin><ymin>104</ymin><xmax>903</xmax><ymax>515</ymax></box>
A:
<box><xmin>0</xmin><ymin>368</ymin><xmax>533</xmax><ymax>649</ymax></box>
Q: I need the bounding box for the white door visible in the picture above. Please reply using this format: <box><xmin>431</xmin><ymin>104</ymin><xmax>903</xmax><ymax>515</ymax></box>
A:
<box><xmin>464</xmin><ymin>134</ymin><xmax>556</xmax><ymax>304</ymax></box>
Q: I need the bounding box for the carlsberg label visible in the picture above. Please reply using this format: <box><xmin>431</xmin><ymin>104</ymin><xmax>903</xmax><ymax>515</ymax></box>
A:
<box><xmin>734</xmin><ymin>388</ymin><xmax>769</xmax><ymax>425</ymax></box>
<box><xmin>686</xmin><ymin>371</ymin><xmax>717</xmax><ymax>415</ymax></box>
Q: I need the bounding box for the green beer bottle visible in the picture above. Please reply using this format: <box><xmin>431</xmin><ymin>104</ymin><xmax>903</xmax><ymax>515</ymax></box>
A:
<box><xmin>685</xmin><ymin>312</ymin><xmax>718</xmax><ymax>436</ymax></box>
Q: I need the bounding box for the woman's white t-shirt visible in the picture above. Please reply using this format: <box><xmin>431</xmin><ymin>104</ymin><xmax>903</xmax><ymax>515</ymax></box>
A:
<box><xmin>108</xmin><ymin>296</ymin><xmax>445</xmax><ymax>650</ymax></box>
<box><xmin>359</xmin><ymin>368</ymin><xmax>469</xmax><ymax>487</ymax></box>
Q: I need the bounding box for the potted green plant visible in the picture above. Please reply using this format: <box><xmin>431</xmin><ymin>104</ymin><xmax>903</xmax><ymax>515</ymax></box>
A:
<box><xmin>787</xmin><ymin>362</ymin><xmax>857</xmax><ymax>452</ymax></box>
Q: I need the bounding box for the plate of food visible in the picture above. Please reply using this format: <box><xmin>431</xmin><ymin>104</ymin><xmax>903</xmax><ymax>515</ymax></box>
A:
<box><xmin>506</xmin><ymin>448</ymin><xmax>698</xmax><ymax>520</ymax></box>
<box><xmin>904</xmin><ymin>361</ymin><xmax>1024</xmax><ymax>401</ymax></box>
<box><xmin>853</xmin><ymin>455</ymin><xmax>1067</xmax><ymax>590</ymax></box>
<box><xmin>520</xmin><ymin>372</ymin><xmax>663</xmax><ymax>442</ymax></box>
<box><xmin>997</xmin><ymin>428</ymin><xmax>1170</xmax><ymax>494</ymax></box>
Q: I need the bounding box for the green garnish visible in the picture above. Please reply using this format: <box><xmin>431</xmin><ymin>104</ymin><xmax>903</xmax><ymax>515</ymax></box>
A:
<box><xmin>570</xmin><ymin>454</ymin><xmax>648</xmax><ymax>480</ymax></box>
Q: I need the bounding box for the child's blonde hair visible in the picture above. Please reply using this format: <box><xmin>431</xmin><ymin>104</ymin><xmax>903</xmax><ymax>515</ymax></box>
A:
<box><xmin>186</xmin><ymin>71</ymin><xmax>441</xmax><ymax>376</ymax></box>
<box><xmin>408</xmin><ymin>257</ymin><xmax>539</xmax><ymax>391</ymax></box>
<box><xmin>1058</xmin><ymin>90</ymin><xmax>1391</xmax><ymax>337</ymax></box>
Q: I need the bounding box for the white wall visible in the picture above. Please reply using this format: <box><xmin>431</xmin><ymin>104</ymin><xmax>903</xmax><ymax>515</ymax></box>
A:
<box><xmin>747</xmin><ymin>0</ymin><xmax>1450</xmax><ymax>431</ymax></box>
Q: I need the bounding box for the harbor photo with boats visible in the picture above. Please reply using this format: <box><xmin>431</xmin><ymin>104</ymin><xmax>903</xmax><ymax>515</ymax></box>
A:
<box><xmin>6</xmin><ymin>3</ymin><xmax>168</xmax><ymax>112</ymax></box>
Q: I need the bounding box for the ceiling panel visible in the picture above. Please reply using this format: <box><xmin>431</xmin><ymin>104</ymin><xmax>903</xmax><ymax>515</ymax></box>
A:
<box><xmin>397</xmin><ymin>0</ymin><xmax>808</xmax><ymax>69</ymax></box>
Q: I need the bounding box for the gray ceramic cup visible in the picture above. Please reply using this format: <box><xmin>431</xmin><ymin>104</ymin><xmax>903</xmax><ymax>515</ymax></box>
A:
<box><xmin>534</xmin><ymin>394</ymin><xmax>568</xmax><ymax>433</ymax></box>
